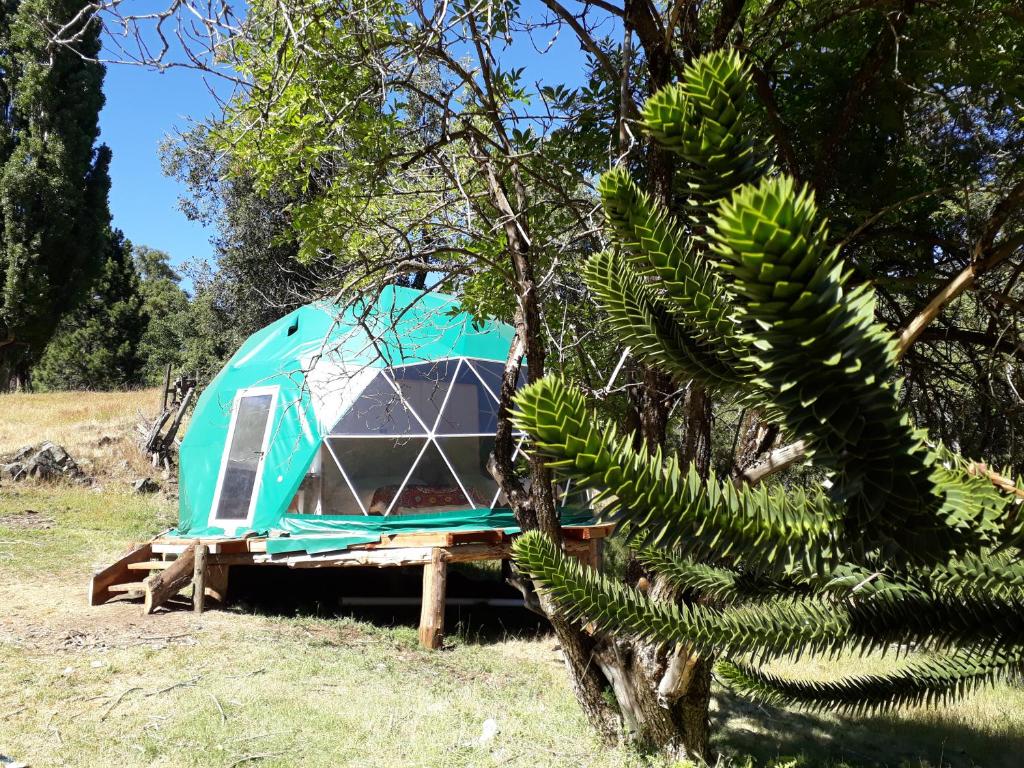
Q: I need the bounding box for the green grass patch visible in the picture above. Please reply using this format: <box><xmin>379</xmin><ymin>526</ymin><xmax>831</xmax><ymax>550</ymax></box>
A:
<box><xmin>0</xmin><ymin>484</ymin><xmax>175</xmax><ymax>575</ymax></box>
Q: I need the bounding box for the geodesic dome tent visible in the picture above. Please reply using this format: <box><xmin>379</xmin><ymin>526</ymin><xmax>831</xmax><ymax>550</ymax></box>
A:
<box><xmin>175</xmin><ymin>286</ymin><xmax>590</xmax><ymax>556</ymax></box>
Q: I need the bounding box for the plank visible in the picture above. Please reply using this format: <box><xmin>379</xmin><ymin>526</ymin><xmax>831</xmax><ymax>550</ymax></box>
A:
<box><xmin>193</xmin><ymin>544</ymin><xmax>208</xmax><ymax>614</ymax></box>
<box><xmin>561</xmin><ymin>523</ymin><xmax>615</xmax><ymax>541</ymax></box>
<box><xmin>144</xmin><ymin>544</ymin><xmax>196</xmax><ymax>615</ymax></box>
<box><xmin>126</xmin><ymin>560</ymin><xmax>173</xmax><ymax>570</ymax></box>
<box><xmin>152</xmin><ymin>540</ymin><xmax>247</xmax><ymax>554</ymax></box>
<box><xmin>108</xmin><ymin>582</ymin><xmax>148</xmax><ymax>593</ymax></box>
<box><xmin>418</xmin><ymin>548</ymin><xmax>447</xmax><ymax>650</ymax></box>
<box><xmin>89</xmin><ymin>542</ymin><xmax>154</xmax><ymax>606</ymax></box>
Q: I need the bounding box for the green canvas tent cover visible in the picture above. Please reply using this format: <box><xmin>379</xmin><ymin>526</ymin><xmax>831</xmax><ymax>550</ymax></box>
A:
<box><xmin>175</xmin><ymin>286</ymin><xmax>590</xmax><ymax>555</ymax></box>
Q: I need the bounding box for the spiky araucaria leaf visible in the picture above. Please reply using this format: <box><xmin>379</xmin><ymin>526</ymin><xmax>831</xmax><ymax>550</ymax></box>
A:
<box><xmin>640</xmin><ymin>49</ymin><xmax>771</xmax><ymax>214</ymax></box>
<box><xmin>583</xmin><ymin>249</ymin><xmax>736</xmax><ymax>389</ymax></box>
<box><xmin>511</xmin><ymin>374</ymin><xmax>840</xmax><ymax>576</ymax></box>
<box><xmin>596</xmin><ymin>169</ymin><xmax>747</xmax><ymax>380</ymax></box>
<box><xmin>708</xmin><ymin>176</ymin><xmax>1002</xmax><ymax>561</ymax></box>
<box><xmin>636</xmin><ymin>548</ymin><xmax>808</xmax><ymax>606</ymax></box>
<box><xmin>515</xmin><ymin>532</ymin><xmax>1024</xmax><ymax>665</ymax></box>
<box><xmin>718</xmin><ymin>647</ymin><xmax>1024</xmax><ymax>714</ymax></box>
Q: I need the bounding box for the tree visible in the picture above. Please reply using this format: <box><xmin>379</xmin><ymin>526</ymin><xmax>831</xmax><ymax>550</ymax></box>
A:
<box><xmin>510</xmin><ymin>51</ymin><xmax>1024</xmax><ymax>760</ymax></box>
<box><xmin>133</xmin><ymin>246</ymin><xmax>191</xmax><ymax>385</ymax></box>
<box><xmin>54</xmin><ymin>0</ymin><xmax>1024</xmax><ymax>758</ymax></box>
<box><xmin>162</xmin><ymin>126</ymin><xmax>333</xmax><ymax>341</ymax></box>
<box><xmin>0</xmin><ymin>0</ymin><xmax>112</xmax><ymax>389</ymax></box>
<box><xmin>33</xmin><ymin>230</ymin><xmax>148</xmax><ymax>390</ymax></box>
<box><xmin>134</xmin><ymin>244</ymin><xmax>181</xmax><ymax>283</ymax></box>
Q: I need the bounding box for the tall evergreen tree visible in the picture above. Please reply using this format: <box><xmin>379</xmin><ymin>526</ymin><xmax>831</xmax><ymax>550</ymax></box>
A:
<box><xmin>33</xmin><ymin>230</ymin><xmax>148</xmax><ymax>390</ymax></box>
<box><xmin>0</xmin><ymin>0</ymin><xmax>110</xmax><ymax>389</ymax></box>
<box><xmin>511</xmin><ymin>50</ymin><xmax>1024</xmax><ymax>756</ymax></box>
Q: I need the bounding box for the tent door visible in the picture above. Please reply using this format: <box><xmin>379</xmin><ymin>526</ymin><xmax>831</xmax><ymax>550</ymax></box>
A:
<box><xmin>208</xmin><ymin>386</ymin><xmax>279</xmax><ymax>533</ymax></box>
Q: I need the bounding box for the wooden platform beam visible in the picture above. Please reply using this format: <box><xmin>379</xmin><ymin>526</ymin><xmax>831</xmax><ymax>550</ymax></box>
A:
<box><xmin>418</xmin><ymin>548</ymin><xmax>447</xmax><ymax>650</ymax></box>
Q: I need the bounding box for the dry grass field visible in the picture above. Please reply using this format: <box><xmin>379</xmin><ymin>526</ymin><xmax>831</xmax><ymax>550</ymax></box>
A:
<box><xmin>0</xmin><ymin>389</ymin><xmax>164</xmax><ymax>482</ymax></box>
<box><xmin>2</xmin><ymin>389</ymin><xmax>1023</xmax><ymax>767</ymax></box>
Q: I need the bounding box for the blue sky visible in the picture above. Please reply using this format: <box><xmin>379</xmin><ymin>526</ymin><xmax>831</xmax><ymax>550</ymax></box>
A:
<box><xmin>99</xmin><ymin>63</ymin><xmax>221</xmax><ymax>276</ymax></box>
<box><xmin>97</xmin><ymin>2</ymin><xmax>608</xmax><ymax>284</ymax></box>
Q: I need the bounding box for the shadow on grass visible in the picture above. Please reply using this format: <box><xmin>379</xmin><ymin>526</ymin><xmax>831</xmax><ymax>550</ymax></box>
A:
<box><xmin>712</xmin><ymin>687</ymin><xmax>1024</xmax><ymax>768</ymax></box>
<box><xmin>223</xmin><ymin>562</ymin><xmax>550</xmax><ymax>644</ymax></box>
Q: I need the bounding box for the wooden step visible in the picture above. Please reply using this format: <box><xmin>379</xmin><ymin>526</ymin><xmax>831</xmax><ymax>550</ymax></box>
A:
<box><xmin>108</xmin><ymin>582</ymin><xmax>148</xmax><ymax>593</ymax></box>
<box><xmin>127</xmin><ymin>560</ymin><xmax>174</xmax><ymax>570</ymax></box>
<box><xmin>90</xmin><ymin>542</ymin><xmax>155</xmax><ymax>606</ymax></box>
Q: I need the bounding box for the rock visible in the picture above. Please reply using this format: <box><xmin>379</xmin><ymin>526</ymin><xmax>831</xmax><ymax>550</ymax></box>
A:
<box><xmin>478</xmin><ymin>718</ymin><xmax>499</xmax><ymax>745</ymax></box>
<box><xmin>0</xmin><ymin>442</ymin><xmax>86</xmax><ymax>484</ymax></box>
<box><xmin>11</xmin><ymin>445</ymin><xmax>34</xmax><ymax>462</ymax></box>
<box><xmin>133</xmin><ymin>477</ymin><xmax>160</xmax><ymax>494</ymax></box>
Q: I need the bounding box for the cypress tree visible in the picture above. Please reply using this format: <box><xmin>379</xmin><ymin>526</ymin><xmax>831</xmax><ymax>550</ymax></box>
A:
<box><xmin>0</xmin><ymin>0</ymin><xmax>111</xmax><ymax>389</ymax></box>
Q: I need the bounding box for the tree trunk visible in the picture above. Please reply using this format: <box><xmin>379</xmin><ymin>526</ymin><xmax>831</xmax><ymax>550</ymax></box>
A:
<box><xmin>603</xmin><ymin>374</ymin><xmax>714</xmax><ymax>762</ymax></box>
<box><xmin>483</xmin><ymin>150</ymin><xmax>621</xmax><ymax>741</ymax></box>
<box><xmin>0</xmin><ymin>340</ymin><xmax>32</xmax><ymax>392</ymax></box>
<box><xmin>730</xmin><ymin>409</ymin><xmax>779</xmax><ymax>482</ymax></box>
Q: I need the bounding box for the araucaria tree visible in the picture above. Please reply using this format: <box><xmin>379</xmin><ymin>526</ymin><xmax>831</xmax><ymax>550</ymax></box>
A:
<box><xmin>512</xmin><ymin>50</ymin><xmax>1024</xmax><ymax>758</ymax></box>
<box><xmin>0</xmin><ymin>0</ymin><xmax>111</xmax><ymax>389</ymax></box>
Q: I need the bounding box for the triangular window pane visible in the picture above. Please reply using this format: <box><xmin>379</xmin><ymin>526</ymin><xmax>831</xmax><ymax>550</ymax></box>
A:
<box><xmin>436</xmin><ymin>436</ymin><xmax>499</xmax><ymax>509</ymax></box>
<box><xmin>466</xmin><ymin>361</ymin><xmax>527</xmax><ymax>431</ymax></box>
<box><xmin>326</xmin><ymin>437</ymin><xmax>427</xmax><ymax>514</ymax></box>
<box><xmin>436</xmin><ymin>361</ymin><xmax>501</xmax><ymax>435</ymax></box>
<box><xmin>469</xmin><ymin>360</ymin><xmax>507</xmax><ymax>402</ymax></box>
<box><xmin>318</xmin><ymin>442</ymin><xmax>363</xmax><ymax>515</ymax></box>
<box><xmin>394</xmin><ymin>441</ymin><xmax>477</xmax><ymax>513</ymax></box>
<box><xmin>389</xmin><ymin>360</ymin><xmax>458</xmax><ymax>432</ymax></box>
<box><xmin>331</xmin><ymin>373</ymin><xmax>420</xmax><ymax>435</ymax></box>
<box><xmin>490</xmin><ymin>438</ymin><xmax>529</xmax><ymax>507</ymax></box>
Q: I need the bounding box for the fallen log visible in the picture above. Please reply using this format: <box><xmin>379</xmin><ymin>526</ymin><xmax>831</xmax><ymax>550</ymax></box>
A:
<box><xmin>144</xmin><ymin>545</ymin><xmax>196</xmax><ymax>615</ymax></box>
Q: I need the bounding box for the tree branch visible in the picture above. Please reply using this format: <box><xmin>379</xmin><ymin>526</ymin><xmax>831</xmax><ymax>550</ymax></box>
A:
<box><xmin>812</xmin><ymin>1</ymin><xmax>915</xmax><ymax>198</ymax></box>
<box><xmin>899</xmin><ymin>178</ymin><xmax>1024</xmax><ymax>353</ymax></box>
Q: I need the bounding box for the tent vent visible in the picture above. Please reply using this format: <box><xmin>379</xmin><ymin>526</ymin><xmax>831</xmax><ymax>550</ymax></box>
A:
<box><xmin>287</xmin><ymin>318</ymin><xmax>300</xmax><ymax>336</ymax></box>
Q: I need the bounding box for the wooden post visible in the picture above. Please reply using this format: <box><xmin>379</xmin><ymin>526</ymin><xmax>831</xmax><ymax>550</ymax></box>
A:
<box><xmin>418</xmin><ymin>548</ymin><xmax>447</xmax><ymax>650</ymax></box>
<box><xmin>160</xmin><ymin>363</ymin><xmax>171</xmax><ymax>412</ymax></box>
<box><xmin>586</xmin><ymin>539</ymin><xmax>603</xmax><ymax>571</ymax></box>
<box><xmin>193</xmin><ymin>544</ymin><xmax>208</xmax><ymax>614</ymax></box>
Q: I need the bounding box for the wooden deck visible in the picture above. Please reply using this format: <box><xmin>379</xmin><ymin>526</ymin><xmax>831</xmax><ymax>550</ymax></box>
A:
<box><xmin>89</xmin><ymin>523</ymin><xmax>613</xmax><ymax>649</ymax></box>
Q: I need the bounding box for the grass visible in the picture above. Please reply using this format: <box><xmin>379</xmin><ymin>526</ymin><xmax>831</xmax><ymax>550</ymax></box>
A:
<box><xmin>2</xmin><ymin>389</ymin><xmax>1023</xmax><ymax>767</ymax></box>
<box><xmin>0</xmin><ymin>485</ymin><xmax>654</xmax><ymax>768</ymax></box>
<box><xmin>0</xmin><ymin>388</ymin><xmax>163</xmax><ymax>482</ymax></box>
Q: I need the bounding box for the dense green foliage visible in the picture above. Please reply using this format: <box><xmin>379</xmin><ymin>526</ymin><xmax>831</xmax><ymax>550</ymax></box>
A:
<box><xmin>33</xmin><ymin>231</ymin><xmax>148</xmax><ymax>390</ymax></box>
<box><xmin>0</xmin><ymin>0</ymin><xmax>111</xmax><ymax>387</ymax></box>
<box><xmin>512</xmin><ymin>50</ymin><xmax>1024</xmax><ymax>713</ymax></box>
<box><xmin>133</xmin><ymin>246</ymin><xmax>190</xmax><ymax>385</ymax></box>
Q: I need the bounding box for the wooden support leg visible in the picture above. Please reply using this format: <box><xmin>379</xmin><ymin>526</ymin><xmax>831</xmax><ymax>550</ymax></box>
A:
<box><xmin>193</xmin><ymin>544</ymin><xmax>208</xmax><ymax>614</ymax></box>
<box><xmin>418</xmin><ymin>548</ymin><xmax>447</xmax><ymax>650</ymax></box>
<box><xmin>587</xmin><ymin>539</ymin><xmax>603</xmax><ymax>572</ymax></box>
<box><xmin>204</xmin><ymin>564</ymin><xmax>230</xmax><ymax>604</ymax></box>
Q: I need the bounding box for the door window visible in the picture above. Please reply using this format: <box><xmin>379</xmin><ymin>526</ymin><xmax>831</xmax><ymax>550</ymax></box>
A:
<box><xmin>212</xmin><ymin>390</ymin><xmax>275</xmax><ymax>524</ymax></box>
